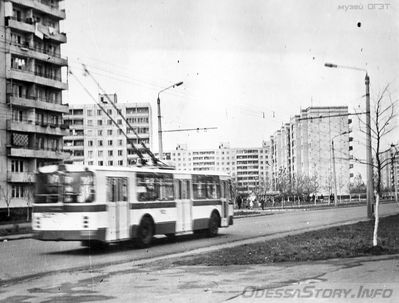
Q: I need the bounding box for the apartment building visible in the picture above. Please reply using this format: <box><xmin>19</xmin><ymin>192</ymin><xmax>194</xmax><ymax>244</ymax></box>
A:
<box><xmin>63</xmin><ymin>94</ymin><xmax>153</xmax><ymax>166</ymax></box>
<box><xmin>162</xmin><ymin>142</ymin><xmax>272</xmax><ymax>195</ymax></box>
<box><xmin>270</xmin><ymin>106</ymin><xmax>352</xmax><ymax>195</ymax></box>
<box><xmin>0</xmin><ymin>0</ymin><xmax>69</xmax><ymax>208</ymax></box>
<box><xmin>380</xmin><ymin>146</ymin><xmax>399</xmax><ymax>193</ymax></box>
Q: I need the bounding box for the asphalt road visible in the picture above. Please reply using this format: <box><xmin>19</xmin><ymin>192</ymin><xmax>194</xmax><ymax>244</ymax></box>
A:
<box><xmin>0</xmin><ymin>203</ymin><xmax>398</xmax><ymax>284</ymax></box>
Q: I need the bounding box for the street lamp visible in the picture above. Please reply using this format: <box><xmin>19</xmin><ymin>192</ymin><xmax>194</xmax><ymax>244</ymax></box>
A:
<box><xmin>157</xmin><ymin>81</ymin><xmax>183</xmax><ymax>161</ymax></box>
<box><xmin>331</xmin><ymin>131</ymin><xmax>350</xmax><ymax>207</ymax></box>
<box><xmin>325</xmin><ymin>62</ymin><xmax>374</xmax><ymax>218</ymax></box>
<box><xmin>390</xmin><ymin>144</ymin><xmax>398</xmax><ymax>203</ymax></box>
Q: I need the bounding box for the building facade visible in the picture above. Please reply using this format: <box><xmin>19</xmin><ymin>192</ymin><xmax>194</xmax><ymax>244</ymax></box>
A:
<box><xmin>0</xmin><ymin>0</ymin><xmax>69</xmax><ymax>208</ymax></box>
<box><xmin>380</xmin><ymin>145</ymin><xmax>399</xmax><ymax>193</ymax></box>
<box><xmin>63</xmin><ymin>94</ymin><xmax>153</xmax><ymax>166</ymax></box>
<box><xmin>270</xmin><ymin>106</ymin><xmax>352</xmax><ymax>195</ymax></box>
<box><xmin>162</xmin><ymin>141</ymin><xmax>272</xmax><ymax>195</ymax></box>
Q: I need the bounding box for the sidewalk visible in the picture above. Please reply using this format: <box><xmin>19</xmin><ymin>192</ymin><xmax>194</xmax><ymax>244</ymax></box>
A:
<box><xmin>1</xmin><ymin>251</ymin><xmax>398</xmax><ymax>302</ymax></box>
<box><xmin>0</xmin><ymin>222</ymin><xmax>32</xmax><ymax>241</ymax></box>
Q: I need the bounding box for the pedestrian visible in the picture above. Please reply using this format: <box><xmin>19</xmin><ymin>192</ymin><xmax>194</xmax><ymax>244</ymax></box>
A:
<box><xmin>261</xmin><ymin>197</ymin><xmax>265</xmax><ymax>210</ymax></box>
<box><xmin>236</xmin><ymin>196</ymin><xmax>242</xmax><ymax>209</ymax></box>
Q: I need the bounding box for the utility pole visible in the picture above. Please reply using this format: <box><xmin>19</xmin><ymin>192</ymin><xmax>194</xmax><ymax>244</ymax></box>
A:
<box><xmin>332</xmin><ymin>139</ymin><xmax>338</xmax><ymax>207</ymax></box>
<box><xmin>365</xmin><ymin>73</ymin><xmax>374</xmax><ymax>218</ymax></box>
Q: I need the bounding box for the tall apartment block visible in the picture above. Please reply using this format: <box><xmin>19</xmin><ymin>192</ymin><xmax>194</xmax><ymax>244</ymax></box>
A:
<box><xmin>271</xmin><ymin>106</ymin><xmax>352</xmax><ymax>195</ymax></box>
<box><xmin>381</xmin><ymin>146</ymin><xmax>399</xmax><ymax>193</ymax></box>
<box><xmin>0</xmin><ymin>0</ymin><xmax>69</xmax><ymax>208</ymax></box>
<box><xmin>63</xmin><ymin>94</ymin><xmax>153</xmax><ymax>166</ymax></box>
<box><xmin>162</xmin><ymin>141</ymin><xmax>272</xmax><ymax>195</ymax></box>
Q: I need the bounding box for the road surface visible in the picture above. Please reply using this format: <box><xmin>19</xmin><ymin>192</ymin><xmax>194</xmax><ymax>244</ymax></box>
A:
<box><xmin>0</xmin><ymin>203</ymin><xmax>397</xmax><ymax>284</ymax></box>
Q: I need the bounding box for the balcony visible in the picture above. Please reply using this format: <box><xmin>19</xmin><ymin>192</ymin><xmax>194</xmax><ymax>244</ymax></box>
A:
<box><xmin>6</xmin><ymin>19</ymin><xmax>66</xmax><ymax>43</ymax></box>
<box><xmin>11</xmin><ymin>0</ymin><xmax>66</xmax><ymax>19</ymax></box>
<box><xmin>7</xmin><ymin>146</ymin><xmax>70</xmax><ymax>160</ymax></box>
<box><xmin>7</xmin><ymin>68</ymin><xmax>68</xmax><ymax>90</ymax></box>
<box><xmin>7</xmin><ymin>95</ymin><xmax>69</xmax><ymax>114</ymax></box>
<box><xmin>7</xmin><ymin>172</ymin><xmax>35</xmax><ymax>183</ymax></box>
<box><xmin>6</xmin><ymin>18</ymin><xmax>35</xmax><ymax>34</ymax></box>
<box><xmin>9</xmin><ymin>44</ymin><xmax>68</xmax><ymax>66</ymax></box>
<box><xmin>37</xmin><ymin>23</ymin><xmax>67</xmax><ymax>43</ymax></box>
<box><xmin>7</xmin><ymin>119</ymin><xmax>69</xmax><ymax>136</ymax></box>
<box><xmin>63</xmin><ymin>145</ymin><xmax>84</xmax><ymax>151</ymax></box>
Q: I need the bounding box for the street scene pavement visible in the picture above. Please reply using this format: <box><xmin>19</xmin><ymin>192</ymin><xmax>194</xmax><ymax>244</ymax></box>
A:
<box><xmin>0</xmin><ymin>203</ymin><xmax>398</xmax><ymax>302</ymax></box>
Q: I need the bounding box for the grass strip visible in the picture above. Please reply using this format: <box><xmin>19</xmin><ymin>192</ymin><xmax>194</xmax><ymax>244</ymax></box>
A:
<box><xmin>174</xmin><ymin>214</ymin><xmax>399</xmax><ymax>266</ymax></box>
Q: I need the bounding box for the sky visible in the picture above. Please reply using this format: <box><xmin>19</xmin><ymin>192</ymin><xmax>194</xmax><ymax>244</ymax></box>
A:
<box><xmin>61</xmin><ymin>0</ymin><xmax>399</xmax><ymax>153</ymax></box>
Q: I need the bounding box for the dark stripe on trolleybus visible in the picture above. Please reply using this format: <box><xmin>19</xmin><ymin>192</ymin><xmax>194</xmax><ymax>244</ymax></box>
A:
<box><xmin>33</xmin><ymin>204</ymin><xmax>107</xmax><ymax>213</ymax></box>
<box><xmin>130</xmin><ymin>202</ymin><xmax>176</xmax><ymax>209</ymax></box>
<box><xmin>193</xmin><ymin>200</ymin><xmax>222</xmax><ymax>206</ymax></box>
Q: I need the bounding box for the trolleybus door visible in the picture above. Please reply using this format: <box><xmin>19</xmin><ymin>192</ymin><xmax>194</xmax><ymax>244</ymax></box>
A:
<box><xmin>220</xmin><ymin>180</ymin><xmax>230</xmax><ymax>227</ymax></box>
<box><xmin>107</xmin><ymin>177</ymin><xmax>129</xmax><ymax>241</ymax></box>
<box><xmin>175</xmin><ymin>178</ymin><xmax>192</xmax><ymax>232</ymax></box>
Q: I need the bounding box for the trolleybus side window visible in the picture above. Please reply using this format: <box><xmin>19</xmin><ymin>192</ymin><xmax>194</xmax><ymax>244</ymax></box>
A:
<box><xmin>193</xmin><ymin>175</ymin><xmax>220</xmax><ymax>200</ymax></box>
<box><xmin>137</xmin><ymin>173</ymin><xmax>174</xmax><ymax>202</ymax></box>
<box><xmin>106</xmin><ymin>177</ymin><xmax>128</xmax><ymax>202</ymax></box>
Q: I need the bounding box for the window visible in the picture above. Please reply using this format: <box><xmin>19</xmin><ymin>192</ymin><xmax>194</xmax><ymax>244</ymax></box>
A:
<box><xmin>11</xmin><ymin>160</ymin><xmax>24</xmax><ymax>172</ymax></box>
<box><xmin>108</xmin><ymin>150</ymin><xmax>113</xmax><ymax>156</ymax></box>
<box><xmin>88</xmin><ymin>151</ymin><xmax>93</xmax><ymax>158</ymax></box>
<box><xmin>107</xmin><ymin>109</ymin><xmax>112</xmax><ymax>115</ymax></box>
<box><xmin>98</xmin><ymin>130</ymin><xmax>103</xmax><ymax>136</ymax></box>
<box><xmin>106</xmin><ymin>177</ymin><xmax>128</xmax><ymax>202</ymax></box>
<box><xmin>107</xmin><ymin>129</ymin><xmax>113</xmax><ymax>136</ymax></box>
<box><xmin>97</xmin><ymin>110</ymin><xmax>102</xmax><ymax>115</ymax></box>
<box><xmin>97</xmin><ymin>120</ymin><xmax>103</xmax><ymax>126</ymax></box>
<box><xmin>118</xmin><ymin>150</ymin><xmax>123</xmax><ymax>156</ymax></box>
<box><xmin>88</xmin><ymin>140</ymin><xmax>93</xmax><ymax>146</ymax></box>
<box><xmin>108</xmin><ymin>140</ymin><xmax>113</xmax><ymax>146</ymax></box>
<box><xmin>117</xmin><ymin>119</ymin><xmax>122</xmax><ymax>125</ymax></box>
<box><xmin>98</xmin><ymin>140</ymin><xmax>103</xmax><ymax>146</ymax></box>
<box><xmin>192</xmin><ymin>175</ymin><xmax>221</xmax><ymax>199</ymax></box>
<box><xmin>118</xmin><ymin>139</ymin><xmax>123</xmax><ymax>146</ymax></box>
<box><xmin>108</xmin><ymin>160</ymin><xmax>113</xmax><ymax>166</ymax></box>
<box><xmin>98</xmin><ymin>151</ymin><xmax>103</xmax><ymax>157</ymax></box>
<box><xmin>136</xmin><ymin>173</ymin><xmax>174</xmax><ymax>201</ymax></box>
<box><xmin>98</xmin><ymin>161</ymin><xmax>103</xmax><ymax>166</ymax></box>
<box><xmin>118</xmin><ymin>160</ymin><xmax>123</xmax><ymax>166</ymax></box>
<box><xmin>87</xmin><ymin>110</ymin><xmax>93</xmax><ymax>116</ymax></box>
<box><xmin>174</xmin><ymin>179</ymin><xmax>191</xmax><ymax>199</ymax></box>
<box><xmin>107</xmin><ymin>119</ymin><xmax>112</xmax><ymax>125</ymax></box>
<box><xmin>12</xmin><ymin>185</ymin><xmax>24</xmax><ymax>198</ymax></box>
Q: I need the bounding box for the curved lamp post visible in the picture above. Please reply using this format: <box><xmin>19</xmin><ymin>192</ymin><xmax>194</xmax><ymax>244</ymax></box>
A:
<box><xmin>157</xmin><ymin>81</ymin><xmax>183</xmax><ymax>161</ymax></box>
<box><xmin>325</xmin><ymin>63</ymin><xmax>374</xmax><ymax>218</ymax></box>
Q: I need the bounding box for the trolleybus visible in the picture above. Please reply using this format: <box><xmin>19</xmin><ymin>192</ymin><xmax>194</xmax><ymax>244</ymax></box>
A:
<box><xmin>32</xmin><ymin>164</ymin><xmax>234</xmax><ymax>247</ymax></box>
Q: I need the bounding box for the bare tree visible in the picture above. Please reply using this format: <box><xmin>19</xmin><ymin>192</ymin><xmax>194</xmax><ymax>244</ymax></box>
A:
<box><xmin>24</xmin><ymin>185</ymin><xmax>33</xmax><ymax>222</ymax></box>
<box><xmin>356</xmin><ymin>84</ymin><xmax>398</xmax><ymax>247</ymax></box>
<box><xmin>275</xmin><ymin>168</ymin><xmax>291</xmax><ymax>201</ymax></box>
<box><xmin>0</xmin><ymin>185</ymin><xmax>13</xmax><ymax>217</ymax></box>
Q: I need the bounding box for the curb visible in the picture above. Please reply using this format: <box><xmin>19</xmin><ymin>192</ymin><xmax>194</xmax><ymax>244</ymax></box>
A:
<box><xmin>0</xmin><ymin>233</ymin><xmax>33</xmax><ymax>242</ymax></box>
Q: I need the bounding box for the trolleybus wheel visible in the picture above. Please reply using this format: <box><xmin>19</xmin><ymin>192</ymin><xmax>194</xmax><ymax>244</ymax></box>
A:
<box><xmin>208</xmin><ymin>211</ymin><xmax>220</xmax><ymax>237</ymax></box>
<box><xmin>136</xmin><ymin>216</ymin><xmax>154</xmax><ymax>248</ymax></box>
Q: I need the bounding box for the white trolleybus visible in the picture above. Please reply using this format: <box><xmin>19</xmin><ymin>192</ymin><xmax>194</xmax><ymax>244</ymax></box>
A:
<box><xmin>32</xmin><ymin>164</ymin><xmax>234</xmax><ymax>247</ymax></box>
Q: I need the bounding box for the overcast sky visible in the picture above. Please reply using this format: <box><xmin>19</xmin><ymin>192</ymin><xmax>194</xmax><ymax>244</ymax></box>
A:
<box><xmin>62</xmin><ymin>0</ymin><xmax>399</xmax><ymax>152</ymax></box>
